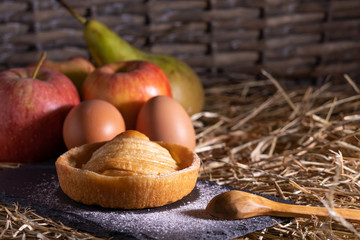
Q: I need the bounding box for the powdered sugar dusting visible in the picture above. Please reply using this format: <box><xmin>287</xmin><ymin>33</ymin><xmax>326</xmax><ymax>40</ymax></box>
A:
<box><xmin>0</xmin><ymin>165</ymin><xmax>291</xmax><ymax>239</ymax></box>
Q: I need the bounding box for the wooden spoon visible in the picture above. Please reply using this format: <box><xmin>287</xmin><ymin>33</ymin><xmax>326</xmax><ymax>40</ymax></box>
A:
<box><xmin>206</xmin><ymin>190</ymin><xmax>360</xmax><ymax>223</ymax></box>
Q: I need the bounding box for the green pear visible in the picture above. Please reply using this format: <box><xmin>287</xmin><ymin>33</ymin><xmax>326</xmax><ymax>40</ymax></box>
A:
<box><xmin>59</xmin><ymin>0</ymin><xmax>204</xmax><ymax>115</ymax></box>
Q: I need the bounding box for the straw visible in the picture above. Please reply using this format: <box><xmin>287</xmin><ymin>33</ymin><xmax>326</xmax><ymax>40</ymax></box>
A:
<box><xmin>1</xmin><ymin>74</ymin><xmax>360</xmax><ymax>239</ymax></box>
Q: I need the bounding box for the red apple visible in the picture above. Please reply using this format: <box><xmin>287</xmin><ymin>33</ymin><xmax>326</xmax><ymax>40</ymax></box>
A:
<box><xmin>34</xmin><ymin>56</ymin><xmax>95</xmax><ymax>95</ymax></box>
<box><xmin>0</xmin><ymin>67</ymin><xmax>80</xmax><ymax>163</ymax></box>
<box><xmin>82</xmin><ymin>60</ymin><xmax>172</xmax><ymax>129</ymax></box>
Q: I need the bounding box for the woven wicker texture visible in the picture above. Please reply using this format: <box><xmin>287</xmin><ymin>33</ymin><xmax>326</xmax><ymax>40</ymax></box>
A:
<box><xmin>0</xmin><ymin>0</ymin><xmax>359</xmax><ymax>80</ymax></box>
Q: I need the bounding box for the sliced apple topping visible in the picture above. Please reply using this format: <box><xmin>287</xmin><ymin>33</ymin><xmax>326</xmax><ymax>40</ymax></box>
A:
<box><xmin>82</xmin><ymin>130</ymin><xmax>179</xmax><ymax>176</ymax></box>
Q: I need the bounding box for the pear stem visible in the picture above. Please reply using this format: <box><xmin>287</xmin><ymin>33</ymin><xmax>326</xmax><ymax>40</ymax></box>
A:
<box><xmin>57</xmin><ymin>0</ymin><xmax>87</xmax><ymax>25</ymax></box>
<box><xmin>32</xmin><ymin>52</ymin><xmax>47</xmax><ymax>79</ymax></box>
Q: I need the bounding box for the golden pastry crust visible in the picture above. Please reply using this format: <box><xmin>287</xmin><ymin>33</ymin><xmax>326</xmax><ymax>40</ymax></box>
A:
<box><xmin>55</xmin><ymin>130</ymin><xmax>200</xmax><ymax>209</ymax></box>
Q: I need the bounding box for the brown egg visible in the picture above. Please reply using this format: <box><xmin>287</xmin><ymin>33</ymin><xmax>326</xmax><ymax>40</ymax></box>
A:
<box><xmin>136</xmin><ymin>96</ymin><xmax>196</xmax><ymax>150</ymax></box>
<box><xmin>63</xmin><ymin>99</ymin><xmax>125</xmax><ymax>149</ymax></box>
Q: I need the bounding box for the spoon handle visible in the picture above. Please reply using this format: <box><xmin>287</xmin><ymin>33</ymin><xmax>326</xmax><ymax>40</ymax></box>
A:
<box><xmin>271</xmin><ymin>202</ymin><xmax>360</xmax><ymax>223</ymax></box>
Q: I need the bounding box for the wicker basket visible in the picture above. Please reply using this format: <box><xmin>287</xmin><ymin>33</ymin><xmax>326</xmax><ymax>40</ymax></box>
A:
<box><xmin>0</xmin><ymin>0</ymin><xmax>359</xmax><ymax>82</ymax></box>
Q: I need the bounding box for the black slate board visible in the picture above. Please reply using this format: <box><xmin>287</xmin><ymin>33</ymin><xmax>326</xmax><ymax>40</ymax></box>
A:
<box><xmin>0</xmin><ymin>162</ymin><xmax>292</xmax><ymax>239</ymax></box>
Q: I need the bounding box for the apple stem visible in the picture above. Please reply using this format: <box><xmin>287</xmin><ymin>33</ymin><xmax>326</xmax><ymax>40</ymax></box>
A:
<box><xmin>57</xmin><ymin>0</ymin><xmax>87</xmax><ymax>25</ymax></box>
<box><xmin>32</xmin><ymin>52</ymin><xmax>47</xmax><ymax>79</ymax></box>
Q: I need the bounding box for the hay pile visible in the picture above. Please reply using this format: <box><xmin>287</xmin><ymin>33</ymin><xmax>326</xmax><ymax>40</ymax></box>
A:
<box><xmin>1</xmin><ymin>72</ymin><xmax>360</xmax><ymax>239</ymax></box>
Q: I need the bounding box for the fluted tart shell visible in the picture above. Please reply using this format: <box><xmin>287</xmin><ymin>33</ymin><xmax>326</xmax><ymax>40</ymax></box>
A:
<box><xmin>55</xmin><ymin>130</ymin><xmax>200</xmax><ymax>209</ymax></box>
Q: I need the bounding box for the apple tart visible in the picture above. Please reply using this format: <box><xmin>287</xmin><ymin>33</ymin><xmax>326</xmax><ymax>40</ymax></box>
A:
<box><xmin>55</xmin><ymin>130</ymin><xmax>200</xmax><ymax>209</ymax></box>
